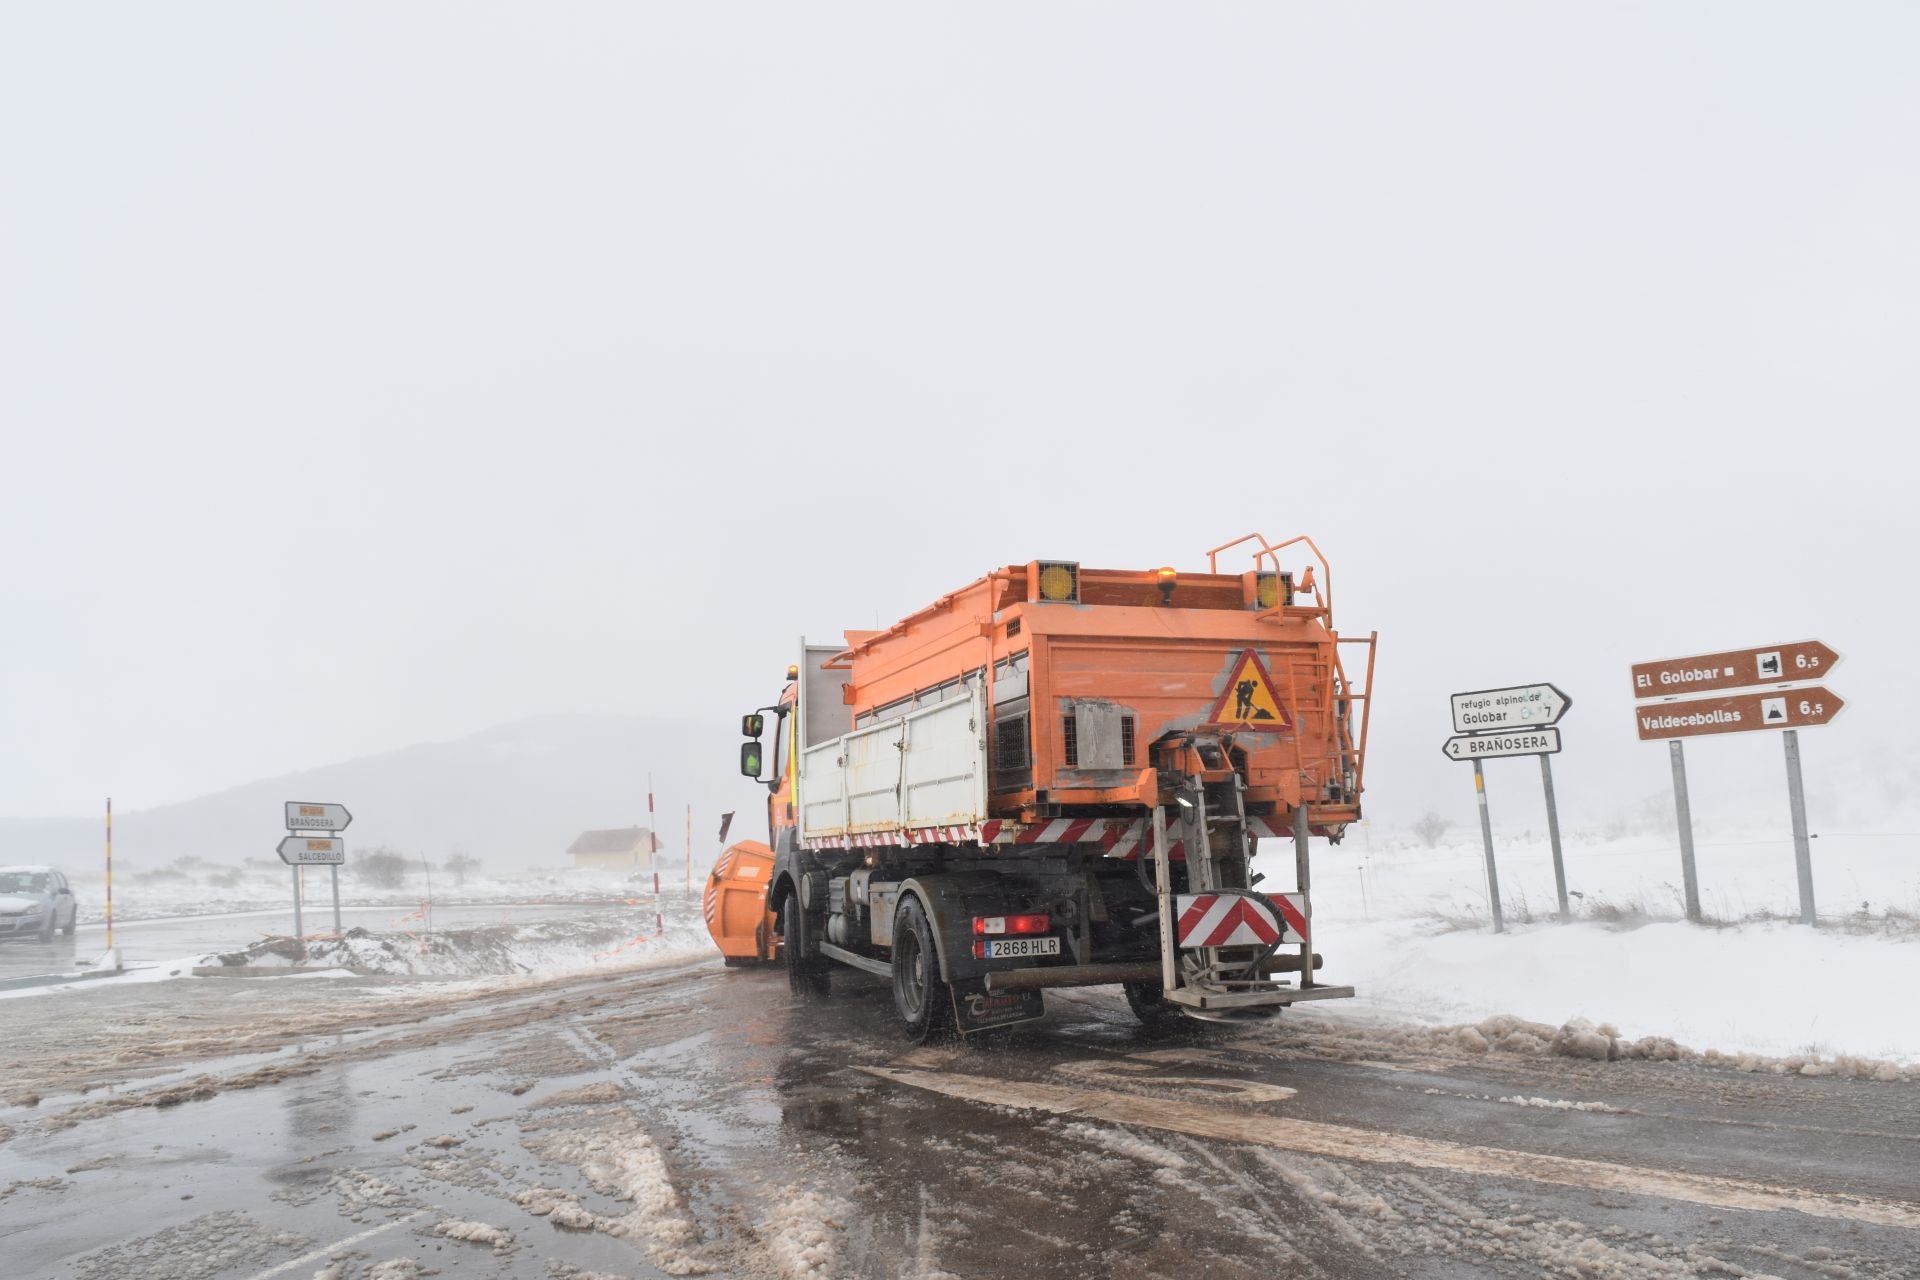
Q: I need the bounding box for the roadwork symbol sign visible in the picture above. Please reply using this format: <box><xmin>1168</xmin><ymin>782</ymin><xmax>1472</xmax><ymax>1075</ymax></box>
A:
<box><xmin>1204</xmin><ymin>650</ymin><xmax>1292</xmax><ymax>731</ymax></box>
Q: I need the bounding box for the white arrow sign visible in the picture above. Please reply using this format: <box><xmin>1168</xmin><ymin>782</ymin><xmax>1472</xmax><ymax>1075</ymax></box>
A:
<box><xmin>1450</xmin><ymin>683</ymin><xmax>1571</xmax><ymax>735</ymax></box>
<box><xmin>278</xmin><ymin>836</ymin><xmax>346</xmax><ymax>865</ymax></box>
<box><xmin>285</xmin><ymin>801</ymin><xmax>352</xmax><ymax>832</ymax></box>
<box><xmin>1443</xmin><ymin>727</ymin><xmax>1561</xmax><ymax>761</ymax></box>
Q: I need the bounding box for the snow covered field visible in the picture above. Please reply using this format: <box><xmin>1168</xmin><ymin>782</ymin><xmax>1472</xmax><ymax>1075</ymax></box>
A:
<box><xmin>1263</xmin><ymin>821</ymin><xmax>1920</xmax><ymax>1065</ymax></box>
<box><xmin>59</xmin><ymin>864</ymin><xmax>668</xmax><ymax>925</ymax></box>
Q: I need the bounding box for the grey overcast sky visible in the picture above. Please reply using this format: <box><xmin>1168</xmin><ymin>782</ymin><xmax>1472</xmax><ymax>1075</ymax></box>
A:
<box><xmin>2</xmin><ymin>4</ymin><xmax>1915</xmax><ymax>828</ymax></box>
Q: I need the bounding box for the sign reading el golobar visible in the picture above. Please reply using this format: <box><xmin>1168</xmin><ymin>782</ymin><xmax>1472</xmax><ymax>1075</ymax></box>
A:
<box><xmin>1631</xmin><ymin>641</ymin><xmax>1840</xmax><ymax>700</ymax></box>
<box><xmin>1633</xmin><ymin>687</ymin><xmax>1845</xmax><ymax>741</ymax></box>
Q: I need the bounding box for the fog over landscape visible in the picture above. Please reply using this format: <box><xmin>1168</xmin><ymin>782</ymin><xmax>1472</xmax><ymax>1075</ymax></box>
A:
<box><xmin>8</xmin><ymin>12</ymin><xmax>1920</xmax><ymax>1279</ymax></box>
<box><xmin>3</xmin><ymin>5</ymin><xmax>1915</xmax><ymax>868</ymax></box>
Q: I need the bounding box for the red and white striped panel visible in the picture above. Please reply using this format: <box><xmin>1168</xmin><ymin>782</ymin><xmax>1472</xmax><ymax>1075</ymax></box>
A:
<box><xmin>1174</xmin><ymin>891</ymin><xmax>1308</xmax><ymax>948</ymax></box>
<box><xmin>800</xmin><ymin>824</ymin><xmax>979</xmax><ymax>852</ymax></box>
<box><xmin>1096</xmin><ymin>814</ymin><xmax>1291</xmax><ymax>862</ymax></box>
<box><xmin>978</xmin><ymin>817</ymin><xmax>1127</xmax><ymax>845</ymax></box>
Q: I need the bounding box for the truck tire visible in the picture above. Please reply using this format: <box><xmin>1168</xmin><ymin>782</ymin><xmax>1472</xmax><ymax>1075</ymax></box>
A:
<box><xmin>891</xmin><ymin>895</ymin><xmax>951</xmax><ymax>1042</ymax></box>
<box><xmin>782</xmin><ymin>889</ymin><xmax>830</xmax><ymax>1000</ymax></box>
<box><xmin>62</xmin><ymin>906</ymin><xmax>75</xmax><ymax>937</ymax></box>
<box><xmin>1123</xmin><ymin>980</ymin><xmax>1185</xmax><ymax>1028</ymax></box>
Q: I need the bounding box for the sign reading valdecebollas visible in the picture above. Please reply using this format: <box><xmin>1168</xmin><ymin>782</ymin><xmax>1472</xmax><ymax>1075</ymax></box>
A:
<box><xmin>1631</xmin><ymin>641</ymin><xmax>1840</xmax><ymax>700</ymax></box>
<box><xmin>1633</xmin><ymin>687</ymin><xmax>1846</xmax><ymax>741</ymax></box>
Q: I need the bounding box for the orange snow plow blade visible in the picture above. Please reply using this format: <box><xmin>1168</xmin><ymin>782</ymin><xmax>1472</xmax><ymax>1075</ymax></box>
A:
<box><xmin>704</xmin><ymin>839</ymin><xmax>779</xmax><ymax>963</ymax></box>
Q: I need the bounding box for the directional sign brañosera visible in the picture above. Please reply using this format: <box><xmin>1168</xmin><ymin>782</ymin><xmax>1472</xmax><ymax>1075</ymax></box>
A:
<box><xmin>278</xmin><ymin>836</ymin><xmax>346</xmax><ymax>866</ymax></box>
<box><xmin>1442</xmin><ymin>727</ymin><xmax>1562</xmax><ymax>761</ymax></box>
<box><xmin>1633</xmin><ymin>687</ymin><xmax>1845</xmax><ymax>741</ymax></box>
<box><xmin>285</xmin><ymin>801</ymin><xmax>352</xmax><ymax>831</ymax></box>
<box><xmin>1450</xmin><ymin>683</ymin><xmax>1571</xmax><ymax>735</ymax></box>
<box><xmin>1631</xmin><ymin>640</ymin><xmax>1841</xmax><ymax>700</ymax></box>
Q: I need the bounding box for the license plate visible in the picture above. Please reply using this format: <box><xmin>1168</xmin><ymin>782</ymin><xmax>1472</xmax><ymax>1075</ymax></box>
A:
<box><xmin>983</xmin><ymin>936</ymin><xmax>1060</xmax><ymax>959</ymax></box>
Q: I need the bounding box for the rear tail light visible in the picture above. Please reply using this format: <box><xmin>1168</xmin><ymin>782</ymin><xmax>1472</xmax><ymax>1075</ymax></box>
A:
<box><xmin>972</xmin><ymin>913</ymin><xmax>1049</xmax><ymax>936</ymax></box>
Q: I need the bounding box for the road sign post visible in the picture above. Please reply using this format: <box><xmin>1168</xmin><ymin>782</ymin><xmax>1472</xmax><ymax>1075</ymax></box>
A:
<box><xmin>1444</xmin><ymin>682</ymin><xmax>1571</xmax><ymax>929</ymax></box>
<box><xmin>1668</xmin><ymin>740</ymin><xmax>1702</xmax><ymax>923</ymax></box>
<box><xmin>283</xmin><ymin>804</ymin><xmax>352</xmax><ymax>947</ymax></box>
<box><xmin>1633</xmin><ymin>642</ymin><xmax>1842</xmax><ymax>926</ymax></box>
<box><xmin>1784</xmin><ymin>730</ymin><xmax>1815</xmax><ymax>925</ymax></box>
<box><xmin>1472</xmin><ymin>759</ymin><xmax>1503</xmax><ymax>933</ymax></box>
<box><xmin>1540</xmin><ymin>753</ymin><xmax>1568</xmax><ymax>923</ymax></box>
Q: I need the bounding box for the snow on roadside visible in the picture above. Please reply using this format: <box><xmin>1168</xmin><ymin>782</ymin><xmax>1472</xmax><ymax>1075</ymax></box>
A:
<box><xmin>66</xmin><ymin>866</ymin><xmax>660</xmax><ymax>926</ymax></box>
<box><xmin>206</xmin><ymin>905</ymin><xmax>712</xmax><ymax>979</ymax></box>
<box><xmin>1257</xmin><ymin>826</ymin><xmax>1920</xmax><ymax>1065</ymax></box>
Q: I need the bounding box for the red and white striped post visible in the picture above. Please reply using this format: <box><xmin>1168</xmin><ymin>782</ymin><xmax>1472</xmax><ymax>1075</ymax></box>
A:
<box><xmin>648</xmin><ymin>776</ymin><xmax>662</xmax><ymax>934</ymax></box>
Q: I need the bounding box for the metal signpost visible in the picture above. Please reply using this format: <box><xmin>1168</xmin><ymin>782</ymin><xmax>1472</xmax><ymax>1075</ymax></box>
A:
<box><xmin>1443</xmin><ymin>683</ymin><xmax>1573</xmax><ymax>929</ymax></box>
<box><xmin>1630</xmin><ymin>643</ymin><xmax>1844</xmax><ymax>925</ymax></box>
<box><xmin>281</xmin><ymin>803</ymin><xmax>352</xmax><ymax>941</ymax></box>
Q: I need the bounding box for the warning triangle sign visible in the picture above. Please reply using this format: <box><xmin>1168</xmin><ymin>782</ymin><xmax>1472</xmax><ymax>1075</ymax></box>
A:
<box><xmin>1204</xmin><ymin>650</ymin><xmax>1292</xmax><ymax>732</ymax></box>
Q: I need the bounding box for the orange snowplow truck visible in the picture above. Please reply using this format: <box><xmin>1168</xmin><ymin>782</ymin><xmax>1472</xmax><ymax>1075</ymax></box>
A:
<box><xmin>709</xmin><ymin>534</ymin><xmax>1375</xmax><ymax>1038</ymax></box>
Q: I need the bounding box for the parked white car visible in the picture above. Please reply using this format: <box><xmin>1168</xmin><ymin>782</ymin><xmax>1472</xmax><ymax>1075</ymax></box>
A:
<box><xmin>0</xmin><ymin>865</ymin><xmax>79</xmax><ymax>943</ymax></box>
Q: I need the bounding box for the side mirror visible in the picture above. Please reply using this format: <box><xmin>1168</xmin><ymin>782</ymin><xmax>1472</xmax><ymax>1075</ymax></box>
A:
<box><xmin>740</xmin><ymin>740</ymin><xmax>764</xmax><ymax>779</ymax></box>
<box><xmin>741</xmin><ymin>713</ymin><xmax>764</xmax><ymax>738</ymax></box>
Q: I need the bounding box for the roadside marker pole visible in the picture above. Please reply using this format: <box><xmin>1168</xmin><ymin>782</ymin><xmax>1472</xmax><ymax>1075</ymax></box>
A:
<box><xmin>1292</xmin><ymin>802</ymin><xmax>1314</xmax><ymax>988</ymax></box>
<box><xmin>1783</xmin><ymin>729</ymin><xmax>1816</xmax><ymax>925</ymax></box>
<box><xmin>1540</xmin><ymin>754</ymin><xmax>1569</xmax><ymax>923</ymax></box>
<box><xmin>104</xmin><ymin>797</ymin><xmax>114</xmax><ymax>954</ymax></box>
<box><xmin>292</xmin><ymin>862</ymin><xmax>305</xmax><ymax>944</ymax></box>
<box><xmin>1473</xmin><ymin>759</ymin><xmax>1504</xmax><ymax>933</ymax></box>
<box><xmin>1668</xmin><ymin>740</ymin><xmax>1702</xmax><ymax>923</ymax></box>
<box><xmin>330</xmin><ymin>865</ymin><xmax>343</xmax><ymax>937</ymax></box>
<box><xmin>648</xmin><ymin>775</ymin><xmax>662</xmax><ymax>934</ymax></box>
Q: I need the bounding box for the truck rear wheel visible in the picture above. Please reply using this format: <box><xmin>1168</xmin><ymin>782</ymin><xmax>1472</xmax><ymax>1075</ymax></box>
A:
<box><xmin>1123</xmin><ymin>980</ymin><xmax>1185</xmax><ymax>1028</ymax></box>
<box><xmin>891</xmin><ymin>895</ymin><xmax>951</xmax><ymax>1042</ymax></box>
<box><xmin>782</xmin><ymin>890</ymin><xmax>830</xmax><ymax>1000</ymax></box>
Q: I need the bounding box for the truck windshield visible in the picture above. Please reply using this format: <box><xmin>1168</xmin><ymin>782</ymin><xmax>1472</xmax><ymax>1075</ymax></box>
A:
<box><xmin>0</xmin><ymin>872</ymin><xmax>50</xmax><ymax>894</ymax></box>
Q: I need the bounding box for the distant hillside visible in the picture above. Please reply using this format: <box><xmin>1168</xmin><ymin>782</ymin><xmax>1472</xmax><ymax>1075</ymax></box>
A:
<box><xmin>0</xmin><ymin>714</ymin><xmax>747</xmax><ymax>872</ymax></box>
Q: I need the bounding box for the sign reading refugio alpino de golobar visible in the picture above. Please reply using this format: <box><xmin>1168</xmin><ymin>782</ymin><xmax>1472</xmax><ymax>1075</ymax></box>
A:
<box><xmin>1449</xmin><ymin>683</ymin><xmax>1570</xmax><ymax>735</ymax></box>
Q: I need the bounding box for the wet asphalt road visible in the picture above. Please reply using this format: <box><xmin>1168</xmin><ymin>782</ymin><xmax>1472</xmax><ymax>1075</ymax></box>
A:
<box><xmin>2</xmin><ymin>958</ymin><xmax>1918</xmax><ymax>1279</ymax></box>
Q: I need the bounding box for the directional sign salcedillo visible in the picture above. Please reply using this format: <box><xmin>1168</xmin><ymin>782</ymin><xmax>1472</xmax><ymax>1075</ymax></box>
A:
<box><xmin>1449</xmin><ymin>683</ymin><xmax>1570</xmax><ymax>736</ymax></box>
<box><xmin>278</xmin><ymin>836</ymin><xmax>346</xmax><ymax>866</ymax></box>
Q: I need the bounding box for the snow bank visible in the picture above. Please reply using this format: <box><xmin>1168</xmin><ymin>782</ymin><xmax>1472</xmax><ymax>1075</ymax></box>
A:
<box><xmin>1256</xmin><ymin>825</ymin><xmax>1920</xmax><ymax>1065</ymax></box>
<box><xmin>206</xmin><ymin>905</ymin><xmax>711</xmax><ymax>979</ymax></box>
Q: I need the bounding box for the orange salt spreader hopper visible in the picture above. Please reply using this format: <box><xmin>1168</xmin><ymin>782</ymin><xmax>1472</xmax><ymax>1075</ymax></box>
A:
<box><xmin>703</xmin><ymin>839</ymin><xmax>780</xmax><ymax>965</ymax></box>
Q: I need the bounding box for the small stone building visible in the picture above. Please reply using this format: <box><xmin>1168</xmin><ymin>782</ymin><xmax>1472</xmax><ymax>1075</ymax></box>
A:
<box><xmin>567</xmin><ymin>826</ymin><xmax>654</xmax><ymax>873</ymax></box>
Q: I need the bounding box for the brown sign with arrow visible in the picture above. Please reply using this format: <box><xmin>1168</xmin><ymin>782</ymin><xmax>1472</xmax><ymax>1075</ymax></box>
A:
<box><xmin>1633</xmin><ymin>686</ymin><xmax>1846</xmax><ymax>741</ymax></box>
<box><xmin>1631</xmin><ymin>640</ymin><xmax>1840</xmax><ymax>700</ymax></box>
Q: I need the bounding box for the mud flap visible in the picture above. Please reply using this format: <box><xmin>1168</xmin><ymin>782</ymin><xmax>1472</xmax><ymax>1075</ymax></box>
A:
<box><xmin>949</xmin><ymin>980</ymin><xmax>1044</xmax><ymax>1034</ymax></box>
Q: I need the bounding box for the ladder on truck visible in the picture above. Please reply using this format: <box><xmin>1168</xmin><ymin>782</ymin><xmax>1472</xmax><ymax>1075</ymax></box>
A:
<box><xmin>1149</xmin><ymin>735</ymin><xmax>1354</xmax><ymax>1018</ymax></box>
